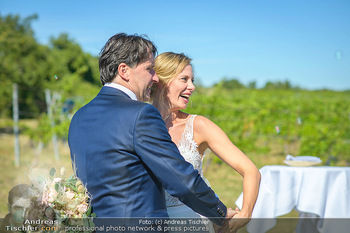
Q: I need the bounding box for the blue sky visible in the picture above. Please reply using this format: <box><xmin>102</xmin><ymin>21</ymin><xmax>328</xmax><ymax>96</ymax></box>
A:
<box><xmin>1</xmin><ymin>0</ymin><xmax>349</xmax><ymax>90</ymax></box>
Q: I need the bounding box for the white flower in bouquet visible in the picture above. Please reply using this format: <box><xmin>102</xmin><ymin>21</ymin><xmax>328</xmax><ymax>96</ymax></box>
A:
<box><xmin>65</xmin><ymin>190</ymin><xmax>75</xmax><ymax>200</ymax></box>
<box><xmin>77</xmin><ymin>204</ymin><xmax>88</xmax><ymax>214</ymax></box>
<box><xmin>53</xmin><ymin>177</ymin><xmax>62</xmax><ymax>183</ymax></box>
<box><xmin>47</xmin><ymin>189</ymin><xmax>58</xmax><ymax>203</ymax></box>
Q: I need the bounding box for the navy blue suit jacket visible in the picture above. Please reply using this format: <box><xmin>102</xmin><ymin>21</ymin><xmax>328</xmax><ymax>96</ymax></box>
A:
<box><xmin>68</xmin><ymin>87</ymin><xmax>227</xmax><ymax>225</ymax></box>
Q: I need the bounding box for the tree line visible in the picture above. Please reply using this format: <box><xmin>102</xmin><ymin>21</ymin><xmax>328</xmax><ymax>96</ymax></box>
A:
<box><xmin>0</xmin><ymin>14</ymin><xmax>101</xmax><ymax>118</ymax></box>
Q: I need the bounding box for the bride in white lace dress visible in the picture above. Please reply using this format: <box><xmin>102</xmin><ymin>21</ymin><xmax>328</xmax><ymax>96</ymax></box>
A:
<box><xmin>151</xmin><ymin>52</ymin><xmax>261</xmax><ymax>233</ymax></box>
<box><xmin>165</xmin><ymin>114</ymin><xmax>215</xmax><ymax>232</ymax></box>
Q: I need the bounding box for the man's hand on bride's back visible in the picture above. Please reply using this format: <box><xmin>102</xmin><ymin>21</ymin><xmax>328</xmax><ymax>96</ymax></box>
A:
<box><xmin>217</xmin><ymin>207</ymin><xmax>251</xmax><ymax>233</ymax></box>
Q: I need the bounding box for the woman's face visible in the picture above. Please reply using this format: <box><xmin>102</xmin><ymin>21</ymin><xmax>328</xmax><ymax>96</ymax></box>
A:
<box><xmin>167</xmin><ymin>64</ymin><xmax>195</xmax><ymax>111</ymax></box>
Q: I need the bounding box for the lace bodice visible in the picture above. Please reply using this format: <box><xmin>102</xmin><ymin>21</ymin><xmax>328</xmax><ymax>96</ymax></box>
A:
<box><xmin>177</xmin><ymin>115</ymin><xmax>203</xmax><ymax>175</ymax></box>
<box><xmin>165</xmin><ymin>115</ymin><xmax>207</xmax><ymax>207</ymax></box>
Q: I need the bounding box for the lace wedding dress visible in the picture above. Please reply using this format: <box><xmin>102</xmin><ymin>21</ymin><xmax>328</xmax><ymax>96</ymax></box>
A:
<box><xmin>165</xmin><ymin>115</ymin><xmax>215</xmax><ymax>233</ymax></box>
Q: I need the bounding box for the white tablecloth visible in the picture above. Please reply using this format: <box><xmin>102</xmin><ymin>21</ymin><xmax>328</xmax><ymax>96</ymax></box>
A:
<box><xmin>235</xmin><ymin>165</ymin><xmax>350</xmax><ymax>233</ymax></box>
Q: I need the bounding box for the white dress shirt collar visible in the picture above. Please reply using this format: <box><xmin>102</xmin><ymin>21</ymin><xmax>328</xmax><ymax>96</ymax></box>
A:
<box><xmin>104</xmin><ymin>83</ymin><xmax>137</xmax><ymax>101</ymax></box>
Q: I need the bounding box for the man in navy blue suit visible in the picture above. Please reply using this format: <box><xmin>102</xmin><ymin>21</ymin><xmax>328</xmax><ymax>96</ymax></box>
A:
<box><xmin>68</xmin><ymin>33</ymin><xmax>236</xmax><ymax>231</ymax></box>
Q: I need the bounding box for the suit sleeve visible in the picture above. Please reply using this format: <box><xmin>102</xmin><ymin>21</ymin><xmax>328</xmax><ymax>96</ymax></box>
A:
<box><xmin>133</xmin><ymin>104</ymin><xmax>227</xmax><ymax>225</ymax></box>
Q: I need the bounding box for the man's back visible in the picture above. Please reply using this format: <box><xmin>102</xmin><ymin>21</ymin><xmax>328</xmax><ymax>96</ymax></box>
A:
<box><xmin>69</xmin><ymin>87</ymin><xmax>169</xmax><ymax>217</ymax></box>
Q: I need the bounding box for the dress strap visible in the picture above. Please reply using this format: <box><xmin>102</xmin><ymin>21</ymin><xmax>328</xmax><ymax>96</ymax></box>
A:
<box><xmin>185</xmin><ymin>115</ymin><xmax>197</xmax><ymax>139</ymax></box>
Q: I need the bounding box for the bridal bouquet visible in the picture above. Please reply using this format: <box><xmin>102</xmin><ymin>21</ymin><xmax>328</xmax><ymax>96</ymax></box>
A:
<box><xmin>41</xmin><ymin>168</ymin><xmax>93</xmax><ymax>219</ymax></box>
<box><xmin>4</xmin><ymin>167</ymin><xmax>96</xmax><ymax>232</ymax></box>
<box><xmin>36</xmin><ymin>167</ymin><xmax>95</xmax><ymax>232</ymax></box>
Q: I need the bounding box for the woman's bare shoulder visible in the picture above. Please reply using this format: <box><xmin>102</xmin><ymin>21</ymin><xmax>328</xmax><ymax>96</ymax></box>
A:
<box><xmin>193</xmin><ymin>115</ymin><xmax>216</xmax><ymax>129</ymax></box>
<box><xmin>193</xmin><ymin>115</ymin><xmax>218</xmax><ymax>142</ymax></box>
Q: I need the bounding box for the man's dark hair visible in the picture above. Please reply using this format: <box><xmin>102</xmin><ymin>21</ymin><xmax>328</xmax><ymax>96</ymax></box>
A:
<box><xmin>99</xmin><ymin>33</ymin><xmax>157</xmax><ymax>85</ymax></box>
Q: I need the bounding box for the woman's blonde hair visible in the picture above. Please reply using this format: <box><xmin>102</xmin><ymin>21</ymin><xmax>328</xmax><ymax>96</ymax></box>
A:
<box><xmin>151</xmin><ymin>52</ymin><xmax>192</xmax><ymax>119</ymax></box>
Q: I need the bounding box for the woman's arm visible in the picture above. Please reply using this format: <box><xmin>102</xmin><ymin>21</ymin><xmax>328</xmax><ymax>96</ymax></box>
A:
<box><xmin>194</xmin><ymin>115</ymin><xmax>261</xmax><ymax>218</ymax></box>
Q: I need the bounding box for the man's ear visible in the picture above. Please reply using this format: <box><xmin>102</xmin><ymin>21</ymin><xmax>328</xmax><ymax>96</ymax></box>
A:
<box><xmin>118</xmin><ymin>63</ymin><xmax>129</xmax><ymax>81</ymax></box>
